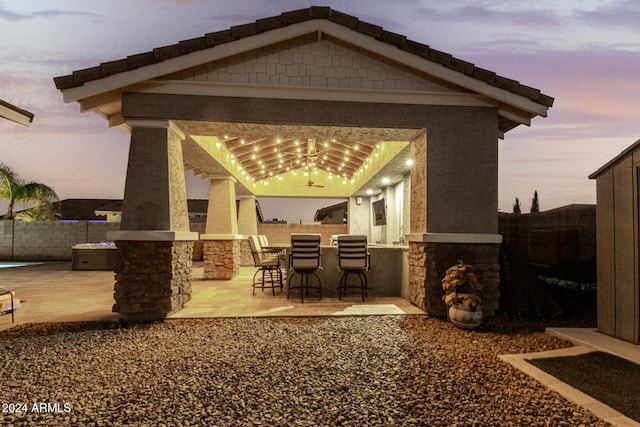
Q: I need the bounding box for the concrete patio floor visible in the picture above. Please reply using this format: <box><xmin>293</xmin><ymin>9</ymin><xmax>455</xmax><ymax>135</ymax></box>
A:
<box><xmin>0</xmin><ymin>261</ymin><xmax>425</xmax><ymax>332</ymax></box>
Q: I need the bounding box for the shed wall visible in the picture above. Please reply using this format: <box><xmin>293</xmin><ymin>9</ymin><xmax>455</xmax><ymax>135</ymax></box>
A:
<box><xmin>595</xmin><ymin>147</ymin><xmax>640</xmax><ymax>344</ymax></box>
<box><xmin>596</xmin><ymin>170</ymin><xmax>616</xmax><ymax>336</ymax></box>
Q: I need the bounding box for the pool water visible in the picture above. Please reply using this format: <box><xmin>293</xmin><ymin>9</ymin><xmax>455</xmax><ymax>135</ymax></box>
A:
<box><xmin>0</xmin><ymin>262</ymin><xmax>41</xmax><ymax>269</ymax></box>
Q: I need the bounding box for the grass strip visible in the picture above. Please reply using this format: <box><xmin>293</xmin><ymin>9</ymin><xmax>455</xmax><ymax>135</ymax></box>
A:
<box><xmin>528</xmin><ymin>351</ymin><xmax>640</xmax><ymax>422</ymax></box>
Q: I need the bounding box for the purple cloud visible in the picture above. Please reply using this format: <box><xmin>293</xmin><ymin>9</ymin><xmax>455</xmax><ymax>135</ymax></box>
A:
<box><xmin>575</xmin><ymin>1</ymin><xmax>640</xmax><ymax>30</ymax></box>
<box><xmin>412</xmin><ymin>4</ymin><xmax>563</xmax><ymax>29</ymax></box>
<box><xmin>0</xmin><ymin>3</ymin><xmax>101</xmax><ymax>22</ymax></box>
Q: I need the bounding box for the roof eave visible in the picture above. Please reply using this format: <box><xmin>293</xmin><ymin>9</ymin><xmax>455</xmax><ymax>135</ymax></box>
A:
<box><xmin>0</xmin><ymin>99</ymin><xmax>34</xmax><ymax>127</ymax></box>
<box><xmin>589</xmin><ymin>138</ymin><xmax>640</xmax><ymax>179</ymax></box>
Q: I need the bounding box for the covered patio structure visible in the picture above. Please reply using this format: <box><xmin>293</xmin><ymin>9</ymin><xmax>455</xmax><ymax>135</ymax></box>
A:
<box><xmin>54</xmin><ymin>7</ymin><xmax>552</xmax><ymax>321</ymax></box>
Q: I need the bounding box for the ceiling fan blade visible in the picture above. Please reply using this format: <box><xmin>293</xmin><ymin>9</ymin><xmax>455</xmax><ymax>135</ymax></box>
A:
<box><xmin>306</xmin><ymin>180</ymin><xmax>323</xmax><ymax>188</ymax></box>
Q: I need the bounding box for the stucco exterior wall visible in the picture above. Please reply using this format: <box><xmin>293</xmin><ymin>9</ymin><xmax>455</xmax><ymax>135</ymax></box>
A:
<box><xmin>122</xmin><ymin>94</ymin><xmax>500</xmax><ymax>235</ymax></box>
<box><xmin>121</xmin><ymin>125</ymin><xmax>190</xmax><ymax>231</ymax></box>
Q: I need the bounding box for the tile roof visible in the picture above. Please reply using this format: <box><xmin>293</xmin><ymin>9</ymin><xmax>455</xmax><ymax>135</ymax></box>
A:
<box><xmin>589</xmin><ymin>138</ymin><xmax>640</xmax><ymax>179</ymax></box>
<box><xmin>53</xmin><ymin>6</ymin><xmax>553</xmax><ymax>108</ymax></box>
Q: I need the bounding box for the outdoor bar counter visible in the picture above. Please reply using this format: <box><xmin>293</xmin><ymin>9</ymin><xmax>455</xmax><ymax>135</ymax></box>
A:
<box><xmin>285</xmin><ymin>244</ymin><xmax>409</xmax><ymax>299</ymax></box>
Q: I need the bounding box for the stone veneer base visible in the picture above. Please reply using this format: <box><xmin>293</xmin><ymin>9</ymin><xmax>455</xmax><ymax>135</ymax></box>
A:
<box><xmin>203</xmin><ymin>239</ymin><xmax>242</xmax><ymax>279</ymax></box>
<box><xmin>113</xmin><ymin>240</ymin><xmax>194</xmax><ymax>322</ymax></box>
<box><xmin>408</xmin><ymin>242</ymin><xmax>500</xmax><ymax>317</ymax></box>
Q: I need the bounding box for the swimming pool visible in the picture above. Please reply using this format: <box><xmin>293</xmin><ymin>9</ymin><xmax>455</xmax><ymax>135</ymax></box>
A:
<box><xmin>0</xmin><ymin>262</ymin><xmax>41</xmax><ymax>269</ymax></box>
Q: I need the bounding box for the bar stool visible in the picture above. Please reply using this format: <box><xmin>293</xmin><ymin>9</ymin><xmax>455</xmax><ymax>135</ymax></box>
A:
<box><xmin>0</xmin><ymin>288</ymin><xmax>16</xmax><ymax>323</ymax></box>
<box><xmin>288</xmin><ymin>233</ymin><xmax>322</xmax><ymax>303</ymax></box>
<box><xmin>336</xmin><ymin>234</ymin><xmax>370</xmax><ymax>302</ymax></box>
<box><xmin>249</xmin><ymin>235</ymin><xmax>283</xmax><ymax>295</ymax></box>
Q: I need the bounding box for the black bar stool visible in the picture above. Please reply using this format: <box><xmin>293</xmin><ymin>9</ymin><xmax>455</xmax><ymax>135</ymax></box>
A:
<box><xmin>337</xmin><ymin>234</ymin><xmax>370</xmax><ymax>302</ymax></box>
<box><xmin>288</xmin><ymin>233</ymin><xmax>322</xmax><ymax>303</ymax></box>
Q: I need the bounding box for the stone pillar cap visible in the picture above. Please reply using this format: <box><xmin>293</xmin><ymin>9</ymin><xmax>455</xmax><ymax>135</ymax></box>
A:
<box><xmin>405</xmin><ymin>233</ymin><xmax>502</xmax><ymax>244</ymax></box>
<box><xmin>200</xmin><ymin>234</ymin><xmax>244</xmax><ymax>240</ymax></box>
<box><xmin>108</xmin><ymin>230</ymin><xmax>199</xmax><ymax>241</ymax></box>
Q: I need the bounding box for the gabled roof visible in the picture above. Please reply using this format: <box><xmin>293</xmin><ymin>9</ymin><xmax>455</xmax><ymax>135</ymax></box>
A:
<box><xmin>53</xmin><ymin>6</ymin><xmax>554</xmax><ymax>199</ymax></box>
<box><xmin>53</xmin><ymin>6</ymin><xmax>553</xmax><ymax>110</ymax></box>
<box><xmin>589</xmin><ymin>139</ymin><xmax>640</xmax><ymax>179</ymax></box>
<box><xmin>314</xmin><ymin>200</ymin><xmax>347</xmax><ymax>222</ymax></box>
<box><xmin>50</xmin><ymin>199</ymin><xmax>122</xmax><ymax>220</ymax></box>
<box><xmin>0</xmin><ymin>98</ymin><xmax>34</xmax><ymax>127</ymax></box>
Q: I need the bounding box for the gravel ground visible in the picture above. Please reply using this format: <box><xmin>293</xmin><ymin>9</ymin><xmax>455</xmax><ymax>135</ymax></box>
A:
<box><xmin>0</xmin><ymin>316</ymin><xmax>607</xmax><ymax>426</ymax></box>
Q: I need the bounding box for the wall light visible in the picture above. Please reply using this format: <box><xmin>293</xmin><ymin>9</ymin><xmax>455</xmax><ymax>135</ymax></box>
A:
<box><xmin>406</xmin><ymin>158</ymin><xmax>414</xmax><ymax>166</ymax></box>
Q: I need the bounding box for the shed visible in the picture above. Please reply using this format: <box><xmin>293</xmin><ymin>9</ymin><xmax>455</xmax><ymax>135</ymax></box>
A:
<box><xmin>589</xmin><ymin>139</ymin><xmax>640</xmax><ymax>343</ymax></box>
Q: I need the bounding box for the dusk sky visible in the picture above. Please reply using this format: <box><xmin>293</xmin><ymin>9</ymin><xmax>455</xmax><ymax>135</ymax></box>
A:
<box><xmin>1</xmin><ymin>0</ymin><xmax>639</xmax><ymax>222</ymax></box>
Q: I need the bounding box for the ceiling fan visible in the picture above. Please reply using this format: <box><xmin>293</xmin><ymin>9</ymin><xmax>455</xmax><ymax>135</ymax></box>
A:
<box><xmin>283</xmin><ymin>138</ymin><xmax>326</xmax><ymax>188</ymax></box>
<box><xmin>306</xmin><ymin>177</ymin><xmax>325</xmax><ymax>188</ymax></box>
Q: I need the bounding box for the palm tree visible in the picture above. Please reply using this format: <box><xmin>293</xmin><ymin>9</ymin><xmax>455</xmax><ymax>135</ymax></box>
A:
<box><xmin>0</xmin><ymin>163</ymin><xmax>59</xmax><ymax>220</ymax></box>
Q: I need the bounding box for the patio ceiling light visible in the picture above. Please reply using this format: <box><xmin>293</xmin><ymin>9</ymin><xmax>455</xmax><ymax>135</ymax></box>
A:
<box><xmin>217</xmin><ymin>134</ymin><xmax>390</xmax><ymax>184</ymax></box>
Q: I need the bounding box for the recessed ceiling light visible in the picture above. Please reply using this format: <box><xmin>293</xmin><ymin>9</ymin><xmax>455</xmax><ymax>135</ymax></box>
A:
<box><xmin>382</xmin><ymin>177</ymin><xmax>390</xmax><ymax>184</ymax></box>
<box><xmin>406</xmin><ymin>158</ymin><xmax>414</xmax><ymax>166</ymax></box>
<box><xmin>366</xmin><ymin>189</ymin><xmax>373</xmax><ymax>195</ymax></box>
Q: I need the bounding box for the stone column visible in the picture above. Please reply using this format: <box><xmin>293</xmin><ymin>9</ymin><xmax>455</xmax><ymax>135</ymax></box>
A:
<box><xmin>108</xmin><ymin>120</ymin><xmax>198</xmax><ymax>322</ymax></box>
<box><xmin>237</xmin><ymin>195</ymin><xmax>258</xmax><ymax>266</ymax></box>
<box><xmin>201</xmin><ymin>176</ymin><xmax>242</xmax><ymax>279</ymax></box>
<box><xmin>237</xmin><ymin>195</ymin><xmax>258</xmax><ymax>235</ymax></box>
<box><xmin>406</xmin><ymin>112</ymin><xmax>502</xmax><ymax>317</ymax></box>
<box><xmin>406</xmin><ymin>234</ymin><xmax>501</xmax><ymax>317</ymax></box>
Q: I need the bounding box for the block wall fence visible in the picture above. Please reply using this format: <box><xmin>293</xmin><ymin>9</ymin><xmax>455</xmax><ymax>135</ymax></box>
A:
<box><xmin>0</xmin><ymin>221</ymin><xmax>121</xmax><ymax>261</ymax></box>
<box><xmin>0</xmin><ymin>221</ymin><xmax>348</xmax><ymax>261</ymax></box>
